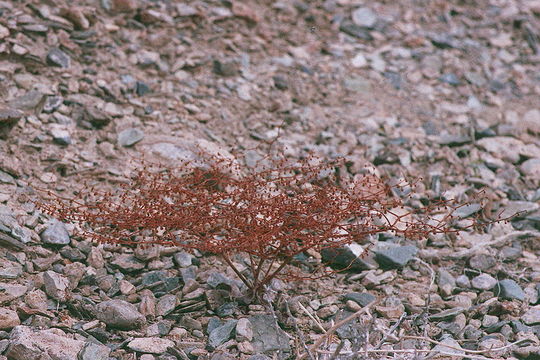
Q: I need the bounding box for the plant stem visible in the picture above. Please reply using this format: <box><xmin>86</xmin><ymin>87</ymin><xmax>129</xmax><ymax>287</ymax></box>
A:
<box><xmin>220</xmin><ymin>253</ymin><xmax>252</xmax><ymax>289</ymax></box>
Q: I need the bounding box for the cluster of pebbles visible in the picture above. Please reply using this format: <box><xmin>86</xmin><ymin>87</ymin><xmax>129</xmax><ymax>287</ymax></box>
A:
<box><xmin>0</xmin><ymin>0</ymin><xmax>540</xmax><ymax>358</ymax></box>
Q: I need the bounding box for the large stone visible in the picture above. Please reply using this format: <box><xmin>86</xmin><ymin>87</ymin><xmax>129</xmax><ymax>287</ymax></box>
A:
<box><xmin>249</xmin><ymin>314</ymin><xmax>290</xmax><ymax>354</ymax></box>
<box><xmin>375</xmin><ymin>245</ymin><xmax>418</xmax><ymax>268</ymax></box>
<box><xmin>127</xmin><ymin>337</ymin><xmax>174</xmax><ymax>354</ymax></box>
<box><xmin>6</xmin><ymin>325</ymin><xmax>85</xmax><ymax>360</ymax></box>
<box><xmin>495</xmin><ymin>279</ymin><xmax>525</xmax><ymax>300</ymax></box>
<box><xmin>0</xmin><ymin>308</ymin><xmax>20</xmax><ymax>330</ymax></box>
<box><xmin>95</xmin><ymin>299</ymin><xmax>145</xmax><ymax>329</ymax></box>
<box><xmin>43</xmin><ymin>271</ymin><xmax>70</xmax><ymax>302</ymax></box>
<box><xmin>0</xmin><ymin>107</ymin><xmax>23</xmax><ymax>139</ymax></box>
<box><xmin>40</xmin><ymin>220</ymin><xmax>70</xmax><ymax>245</ymax></box>
<box><xmin>522</xmin><ymin>306</ymin><xmax>540</xmax><ymax>325</ymax></box>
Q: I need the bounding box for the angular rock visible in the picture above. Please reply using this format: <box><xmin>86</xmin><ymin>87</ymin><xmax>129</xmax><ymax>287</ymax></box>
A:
<box><xmin>0</xmin><ymin>308</ymin><xmax>20</xmax><ymax>330</ymax></box>
<box><xmin>46</xmin><ymin>48</ymin><xmax>71</xmax><ymax>68</ymax></box>
<box><xmin>6</xmin><ymin>326</ymin><xmax>84</xmax><ymax>360</ymax></box>
<box><xmin>343</xmin><ymin>292</ymin><xmax>376</xmax><ymax>307</ymax></box>
<box><xmin>127</xmin><ymin>337</ymin><xmax>174</xmax><ymax>354</ymax></box>
<box><xmin>43</xmin><ymin>270</ymin><xmax>70</xmax><ymax>302</ymax></box>
<box><xmin>0</xmin><ymin>107</ymin><xmax>23</xmax><ymax>139</ymax></box>
<box><xmin>110</xmin><ymin>254</ymin><xmax>145</xmax><ymax>272</ymax></box>
<box><xmin>249</xmin><ymin>314</ymin><xmax>290</xmax><ymax>354</ymax></box>
<box><xmin>95</xmin><ymin>299</ymin><xmax>145</xmax><ymax>329</ymax></box>
<box><xmin>0</xmin><ymin>283</ymin><xmax>27</xmax><ymax>304</ymax></box>
<box><xmin>78</xmin><ymin>342</ymin><xmax>111</xmax><ymax>360</ymax></box>
<box><xmin>352</xmin><ymin>7</ymin><xmax>377</xmax><ymax>28</ymax></box>
<box><xmin>495</xmin><ymin>279</ymin><xmax>525</xmax><ymax>301</ymax></box>
<box><xmin>471</xmin><ymin>273</ymin><xmax>497</xmax><ymax>291</ymax></box>
<box><xmin>522</xmin><ymin>306</ymin><xmax>540</xmax><ymax>325</ymax></box>
<box><xmin>40</xmin><ymin>220</ymin><xmax>70</xmax><ymax>245</ymax></box>
<box><xmin>118</xmin><ymin>128</ymin><xmax>144</xmax><ymax>147</ymax></box>
<box><xmin>375</xmin><ymin>245</ymin><xmax>418</xmax><ymax>268</ymax></box>
<box><xmin>236</xmin><ymin>318</ymin><xmax>253</xmax><ymax>342</ymax></box>
<box><xmin>208</xmin><ymin>319</ymin><xmax>237</xmax><ymax>349</ymax></box>
<box><xmin>156</xmin><ymin>294</ymin><xmax>177</xmax><ymax>316</ymax></box>
<box><xmin>321</xmin><ymin>243</ymin><xmax>376</xmax><ymax>271</ymax></box>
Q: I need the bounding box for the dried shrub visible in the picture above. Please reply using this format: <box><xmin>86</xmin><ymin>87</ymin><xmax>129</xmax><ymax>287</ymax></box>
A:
<box><xmin>36</xmin><ymin>153</ymin><xmax>495</xmax><ymax>298</ymax></box>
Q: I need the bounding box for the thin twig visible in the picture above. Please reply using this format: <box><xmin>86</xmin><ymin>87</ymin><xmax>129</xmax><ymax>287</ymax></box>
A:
<box><xmin>298</xmin><ymin>301</ymin><xmax>326</xmax><ymax>333</ymax></box>
<box><xmin>298</xmin><ymin>298</ymin><xmax>380</xmax><ymax>360</ymax></box>
<box><xmin>403</xmin><ymin>335</ymin><xmax>532</xmax><ymax>354</ymax></box>
<box><xmin>374</xmin><ymin>312</ymin><xmax>406</xmax><ymax>349</ymax></box>
<box><xmin>285</xmin><ymin>300</ymin><xmax>314</xmax><ymax>360</ymax></box>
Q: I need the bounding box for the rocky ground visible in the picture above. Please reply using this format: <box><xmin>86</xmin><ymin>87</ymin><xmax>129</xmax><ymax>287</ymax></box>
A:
<box><xmin>1</xmin><ymin>0</ymin><xmax>540</xmax><ymax>359</ymax></box>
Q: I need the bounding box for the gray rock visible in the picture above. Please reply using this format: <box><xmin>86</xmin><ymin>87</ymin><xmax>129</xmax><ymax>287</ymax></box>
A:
<box><xmin>471</xmin><ymin>273</ymin><xmax>497</xmax><ymax>291</ymax></box>
<box><xmin>156</xmin><ymin>294</ymin><xmax>177</xmax><ymax>316</ymax></box>
<box><xmin>352</xmin><ymin>7</ymin><xmax>377</xmax><ymax>28</ymax></box>
<box><xmin>78</xmin><ymin>342</ymin><xmax>111</xmax><ymax>360</ymax></box>
<box><xmin>495</xmin><ymin>279</ymin><xmax>525</xmax><ymax>301</ymax></box>
<box><xmin>249</xmin><ymin>314</ymin><xmax>290</xmax><ymax>354</ymax></box>
<box><xmin>500</xmin><ymin>201</ymin><xmax>539</xmax><ymax>219</ymax></box>
<box><xmin>208</xmin><ymin>319</ymin><xmax>237</xmax><ymax>349</ymax></box>
<box><xmin>431</xmin><ymin>335</ymin><xmax>464</xmax><ymax>357</ymax></box>
<box><xmin>521</xmin><ymin>159</ymin><xmax>540</xmax><ymax>178</ymax></box>
<box><xmin>0</xmin><ymin>107</ymin><xmax>23</xmax><ymax>139</ymax></box>
<box><xmin>9</xmin><ymin>90</ymin><xmax>44</xmax><ymax>111</ymax></box>
<box><xmin>375</xmin><ymin>245</ymin><xmax>418</xmax><ymax>268</ymax></box>
<box><xmin>43</xmin><ymin>270</ymin><xmax>71</xmax><ymax>302</ymax></box>
<box><xmin>429</xmin><ymin>307</ymin><xmax>465</xmax><ymax>321</ymax></box>
<box><xmin>236</xmin><ymin>318</ymin><xmax>253</xmax><ymax>342</ymax></box>
<box><xmin>50</xmin><ymin>127</ymin><xmax>72</xmax><ymax>146</ymax></box>
<box><xmin>454</xmin><ymin>203</ymin><xmax>482</xmax><ymax>219</ymax></box>
<box><xmin>6</xmin><ymin>325</ymin><xmax>84</xmax><ymax>360</ymax></box>
<box><xmin>40</xmin><ymin>220</ymin><xmax>70</xmax><ymax>245</ymax></box>
<box><xmin>468</xmin><ymin>254</ymin><xmax>496</xmax><ymax>272</ymax></box>
<box><xmin>118</xmin><ymin>128</ymin><xmax>144</xmax><ymax>147</ymax></box>
<box><xmin>47</xmin><ymin>48</ymin><xmax>71</xmax><ymax>68</ymax></box>
<box><xmin>339</xmin><ymin>22</ymin><xmax>373</xmax><ymax>40</ymax></box>
<box><xmin>456</xmin><ymin>274</ymin><xmax>471</xmax><ymax>288</ymax></box>
<box><xmin>344</xmin><ymin>76</ymin><xmax>372</xmax><ymax>93</ymax></box>
<box><xmin>110</xmin><ymin>254</ymin><xmax>145</xmax><ymax>272</ymax></box>
<box><xmin>522</xmin><ymin>306</ymin><xmax>540</xmax><ymax>325</ymax></box>
<box><xmin>0</xmin><ymin>283</ymin><xmax>27</xmax><ymax>304</ymax></box>
<box><xmin>437</xmin><ymin>268</ymin><xmax>456</xmax><ymax>297</ymax></box>
<box><xmin>173</xmin><ymin>251</ymin><xmax>193</xmax><ymax>267</ymax></box>
<box><xmin>95</xmin><ymin>299</ymin><xmax>145</xmax><ymax>329</ymax></box>
<box><xmin>321</xmin><ymin>243</ymin><xmax>376</xmax><ymax>271</ymax></box>
<box><xmin>127</xmin><ymin>337</ymin><xmax>174</xmax><ymax>354</ymax></box>
<box><xmin>439</xmin><ymin>73</ymin><xmax>460</xmax><ymax>85</ymax></box>
<box><xmin>343</xmin><ymin>292</ymin><xmax>376</xmax><ymax>307</ymax></box>
<box><xmin>0</xmin><ymin>308</ymin><xmax>20</xmax><ymax>330</ymax></box>
<box><xmin>0</xmin><ymin>260</ymin><xmax>22</xmax><ymax>279</ymax></box>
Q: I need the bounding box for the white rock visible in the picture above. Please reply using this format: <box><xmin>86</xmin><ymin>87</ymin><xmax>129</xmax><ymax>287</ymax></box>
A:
<box><xmin>127</xmin><ymin>337</ymin><xmax>175</xmax><ymax>354</ymax></box>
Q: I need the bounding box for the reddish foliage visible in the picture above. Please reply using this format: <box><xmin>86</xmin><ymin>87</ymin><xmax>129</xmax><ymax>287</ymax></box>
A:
<box><xmin>36</xmin><ymin>153</ymin><xmax>492</xmax><ymax>297</ymax></box>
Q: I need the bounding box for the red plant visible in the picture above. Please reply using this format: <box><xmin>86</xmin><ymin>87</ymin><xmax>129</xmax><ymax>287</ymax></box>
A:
<box><xmin>36</xmin><ymin>153</ymin><xmax>492</xmax><ymax>298</ymax></box>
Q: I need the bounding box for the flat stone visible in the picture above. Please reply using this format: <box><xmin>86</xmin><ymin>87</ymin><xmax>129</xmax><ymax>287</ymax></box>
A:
<box><xmin>249</xmin><ymin>314</ymin><xmax>290</xmax><ymax>354</ymax></box>
<box><xmin>78</xmin><ymin>342</ymin><xmax>111</xmax><ymax>360</ymax></box>
<box><xmin>343</xmin><ymin>292</ymin><xmax>376</xmax><ymax>307</ymax></box>
<box><xmin>40</xmin><ymin>220</ymin><xmax>70</xmax><ymax>245</ymax></box>
<box><xmin>521</xmin><ymin>158</ymin><xmax>540</xmax><ymax>177</ymax></box>
<box><xmin>0</xmin><ymin>283</ymin><xmax>27</xmax><ymax>304</ymax></box>
<box><xmin>522</xmin><ymin>109</ymin><xmax>540</xmax><ymax>134</ymax></box>
<box><xmin>118</xmin><ymin>128</ymin><xmax>144</xmax><ymax>147</ymax></box>
<box><xmin>477</xmin><ymin>136</ymin><xmax>540</xmax><ymax>163</ymax></box>
<box><xmin>156</xmin><ymin>294</ymin><xmax>177</xmax><ymax>316</ymax></box>
<box><xmin>375</xmin><ymin>245</ymin><xmax>418</xmax><ymax>268</ymax></box>
<box><xmin>95</xmin><ymin>299</ymin><xmax>145</xmax><ymax>329</ymax></box>
<box><xmin>0</xmin><ymin>107</ymin><xmax>23</xmax><ymax>138</ymax></box>
<box><xmin>495</xmin><ymin>279</ymin><xmax>525</xmax><ymax>301</ymax></box>
<box><xmin>471</xmin><ymin>273</ymin><xmax>497</xmax><ymax>291</ymax></box>
<box><xmin>431</xmin><ymin>335</ymin><xmax>464</xmax><ymax>358</ymax></box>
<box><xmin>0</xmin><ymin>308</ymin><xmax>20</xmax><ymax>330</ymax></box>
<box><xmin>236</xmin><ymin>318</ymin><xmax>253</xmax><ymax>342</ymax></box>
<box><xmin>43</xmin><ymin>271</ymin><xmax>70</xmax><ymax>302</ymax></box>
<box><xmin>9</xmin><ymin>91</ymin><xmax>44</xmax><ymax>111</ymax></box>
<box><xmin>523</xmin><ymin>306</ymin><xmax>540</xmax><ymax>325</ymax></box>
<box><xmin>127</xmin><ymin>337</ymin><xmax>174</xmax><ymax>354</ymax></box>
<box><xmin>46</xmin><ymin>48</ymin><xmax>71</xmax><ymax>68</ymax></box>
<box><xmin>208</xmin><ymin>319</ymin><xmax>237</xmax><ymax>349</ymax></box>
<box><xmin>110</xmin><ymin>254</ymin><xmax>145</xmax><ymax>272</ymax></box>
<box><xmin>6</xmin><ymin>326</ymin><xmax>84</xmax><ymax>360</ymax></box>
